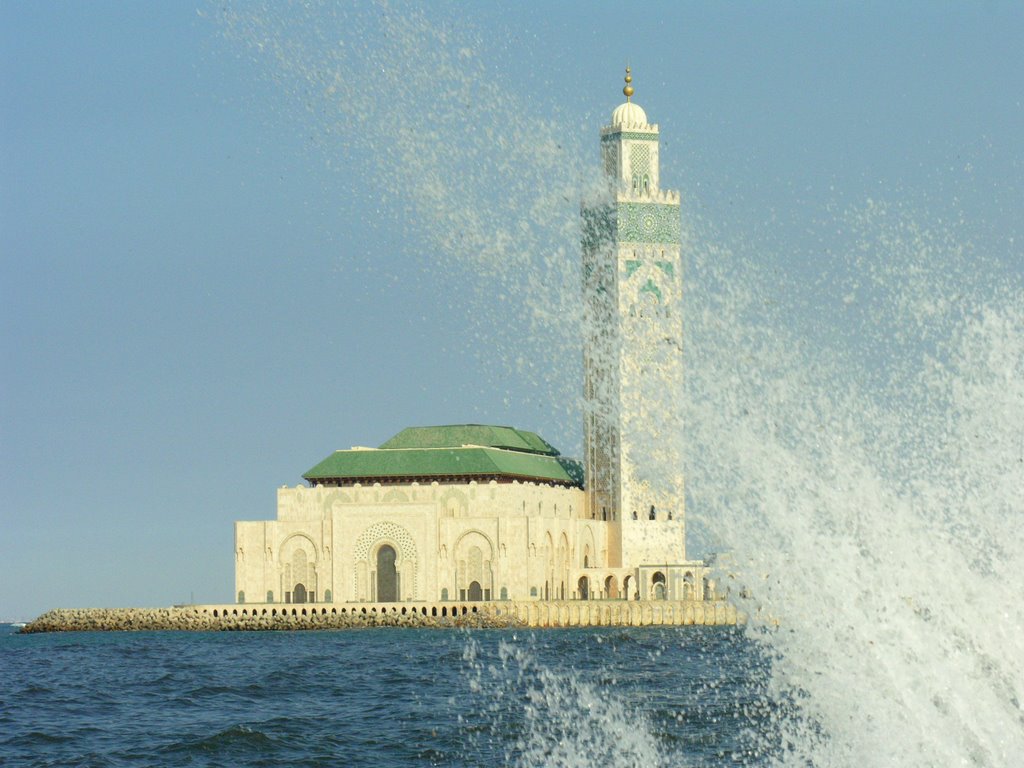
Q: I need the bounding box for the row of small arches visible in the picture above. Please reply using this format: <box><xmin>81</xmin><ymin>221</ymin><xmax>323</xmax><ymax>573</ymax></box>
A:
<box><xmin>240</xmin><ymin>576</ymin><xmax>707</xmax><ymax>605</ymax></box>
<box><xmin>209</xmin><ymin>605</ymin><xmax>485</xmax><ymax>619</ymax></box>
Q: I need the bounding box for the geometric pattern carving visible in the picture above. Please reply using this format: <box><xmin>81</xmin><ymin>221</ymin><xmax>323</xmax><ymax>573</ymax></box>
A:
<box><xmin>616</xmin><ymin>202</ymin><xmax>680</xmax><ymax>244</ymax></box>
<box><xmin>602</xmin><ymin>131</ymin><xmax>658</xmax><ymax>142</ymax></box>
<box><xmin>629</xmin><ymin>143</ymin><xmax>651</xmax><ymax>180</ymax></box>
<box><xmin>354</xmin><ymin>521</ymin><xmax>417</xmax><ymax>562</ymax></box>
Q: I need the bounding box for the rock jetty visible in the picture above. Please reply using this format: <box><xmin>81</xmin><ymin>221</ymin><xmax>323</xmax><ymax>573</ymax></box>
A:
<box><xmin>20</xmin><ymin>599</ymin><xmax>739</xmax><ymax>633</ymax></box>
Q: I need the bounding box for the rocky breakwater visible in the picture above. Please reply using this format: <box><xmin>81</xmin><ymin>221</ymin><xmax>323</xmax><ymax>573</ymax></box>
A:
<box><xmin>21</xmin><ymin>599</ymin><xmax>741</xmax><ymax>632</ymax></box>
<box><xmin>20</xmin><ymin>605</ymin><xmax>525</xmax><ymax>633</ymax></box>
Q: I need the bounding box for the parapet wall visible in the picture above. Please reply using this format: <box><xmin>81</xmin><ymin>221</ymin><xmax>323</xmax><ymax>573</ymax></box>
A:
<box><xmin>20</xmin><ymin>599</ymin><xmax>740</xmax><ymax>633</ymax></box>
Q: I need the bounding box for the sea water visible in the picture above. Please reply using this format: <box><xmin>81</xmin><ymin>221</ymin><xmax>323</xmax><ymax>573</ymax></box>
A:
<box><xmin>0</xmin><ymin>623</ymin><xmax>773</xmax><ymax>767</ymax></box>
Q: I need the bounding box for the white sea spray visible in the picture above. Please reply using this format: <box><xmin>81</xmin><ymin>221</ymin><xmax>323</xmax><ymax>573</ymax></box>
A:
<box><xmin>461</xmin><ymin>635</ymin><xmax>669</xmax><ymax>767</ymax></box>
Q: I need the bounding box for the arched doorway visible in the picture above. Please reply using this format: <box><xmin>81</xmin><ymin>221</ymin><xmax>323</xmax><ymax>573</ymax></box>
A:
<box><xmin>293</xmin><ymin>583</ymin><xmax>307</xmax><ymax>604</ymax></box>
<box><xmin>623</xmin><ymin>575</ymin><xmax>633</xmax><ymax>600</ymax></box>
<box><xmin>605</xmin><ymin>575</ymin><xmax>618</xmax><ymax>599</ymax></box>
<box><xmin>577</xmin><ymin>576</ymin><xmax>589</xmax><ymax>600</ymax></box>
<box><xmin>377</xmin><ymin>545</ymin><xmax>398</xmax><ymax>602</ymax></box>
<box><xmin>468</xmin><ymin>580</ymin><xmax>483</xmax><ymax>601</ymax></box>
<box><xmin>652</xmin><ymin>572</ymin><xmax>666</xmax><ymax>600</ymax></box>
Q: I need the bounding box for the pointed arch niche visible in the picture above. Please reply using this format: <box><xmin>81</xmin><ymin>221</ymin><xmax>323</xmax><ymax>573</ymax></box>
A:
<box><xmin>353</xmin><ymin>521</ymin><xmax>418</xmax><ymax>602</ymax></box>
<box><xmin>454</xmin><ymin>530</ymin><xmax>494</xmax><ymax>602</ymax></box>
<box><xmin>279</xmin><ymin>534</ymin><xmax>318</xmax><ymax>604</ymax></box>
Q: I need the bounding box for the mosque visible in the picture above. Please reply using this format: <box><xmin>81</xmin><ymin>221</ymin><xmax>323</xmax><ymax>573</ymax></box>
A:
<box><xmin>233</xmin><ymin>71</ymin><xmax>713</xmax><ymax>608</ymax></box>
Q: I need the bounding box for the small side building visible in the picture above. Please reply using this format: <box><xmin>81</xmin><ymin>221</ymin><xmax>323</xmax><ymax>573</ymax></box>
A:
<box><xmin>234</xmin><ymin>424</ymin><xmax>710</xmax><ymax>606</ymax></box>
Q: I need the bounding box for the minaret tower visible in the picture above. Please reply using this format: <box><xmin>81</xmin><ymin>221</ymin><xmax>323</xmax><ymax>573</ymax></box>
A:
<box><xmin>582</xmin><ymin>68</ymin><xmax>686</xmax><ymax>569</ymax></box>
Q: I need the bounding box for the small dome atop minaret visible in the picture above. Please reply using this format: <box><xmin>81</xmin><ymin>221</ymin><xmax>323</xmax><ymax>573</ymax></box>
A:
<box><xmin>611</xmin><ymin>66</ymin><xmax>648</xmax><ymax>127</ymax></box>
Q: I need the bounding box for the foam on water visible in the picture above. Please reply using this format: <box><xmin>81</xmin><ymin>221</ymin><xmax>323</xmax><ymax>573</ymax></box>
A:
<box><xmin>217</xmin><ymin>4</ymin><xmax>1024</xmax><ymax>765</ymax></box>
<box><xmin>462</xmin><ymin>636</ymin><xmax>667</xmax><ymax>767</ymax></box>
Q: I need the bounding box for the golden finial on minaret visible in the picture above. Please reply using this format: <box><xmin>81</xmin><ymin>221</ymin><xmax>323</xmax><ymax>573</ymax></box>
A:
<box><xmin>623</xmin><ymin>66</ymin><xmax>634</xmax><ymax>101</ymax></box>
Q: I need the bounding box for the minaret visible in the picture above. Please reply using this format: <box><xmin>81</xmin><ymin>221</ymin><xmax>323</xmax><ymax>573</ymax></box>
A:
<box><xmin>582</xmin><ymin>68</ymin><xmax>686</xmax><ymax>569</ymax></box>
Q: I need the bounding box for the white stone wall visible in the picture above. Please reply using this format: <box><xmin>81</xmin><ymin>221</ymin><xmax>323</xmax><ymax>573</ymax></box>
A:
<box><xmin>236</xmin><ymin>478</ymin><xmax>702</xmax><ymax>606</ymax></box>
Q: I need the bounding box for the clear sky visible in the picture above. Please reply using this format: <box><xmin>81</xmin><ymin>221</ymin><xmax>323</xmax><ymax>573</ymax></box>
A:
<box><xmin>1</xmin><ymin>1</ymin><xmax>1021</xmax><ymax>620</ymax></box>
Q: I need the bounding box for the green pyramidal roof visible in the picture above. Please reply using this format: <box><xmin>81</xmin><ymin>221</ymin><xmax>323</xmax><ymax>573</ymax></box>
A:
<box><xmin>302</xmin><ymin>425</ymin><xmax>581</xmax><ymax>487</ymax></box>
<box><xmin>379</xmin><ymin>425</ymin><xmax>559</xmax><ymax>456</ymax></box>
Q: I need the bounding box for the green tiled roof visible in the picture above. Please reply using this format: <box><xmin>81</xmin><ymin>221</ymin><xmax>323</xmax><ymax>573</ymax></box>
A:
<box><xmin>379</xmin><ymin>424</ymin><xmax>559</xmax><ymax>456</ymax></box>
<box><xmin>303</xmin><ymin>447</ymin><xmax>583</xmax><ymax>486</ymax></box>
<box><xmin>303</xmin><ymin>425</ymin><xmax>582</xmax><ymax>487</ymax></box>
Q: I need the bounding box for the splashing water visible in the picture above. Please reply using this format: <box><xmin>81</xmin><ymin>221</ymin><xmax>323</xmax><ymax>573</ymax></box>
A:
<box><xmin>216</xmin><ymin>3</ymin><xmax>1024</xmax><ymax>765</ymax></box>
<box><xmin>462</xmin><ymin>635</ymin><xmax>668</xmax><ymax>767</ymax></box>
<box><xmin>218</xmin><ymin>0</ymin><xmax>593</xmax><ymax>435</ymax></box>
<box><xmin>683</xmin><ymin>208</ymin><xmax>1024</xmax><ymax>766</ymax></box>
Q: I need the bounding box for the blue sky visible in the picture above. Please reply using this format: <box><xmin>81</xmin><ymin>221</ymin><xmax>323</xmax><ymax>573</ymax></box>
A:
<box><xmin>2</xmin><ymin>1</ymin><xmax>1021</xmax><ymax>620</ymax></box>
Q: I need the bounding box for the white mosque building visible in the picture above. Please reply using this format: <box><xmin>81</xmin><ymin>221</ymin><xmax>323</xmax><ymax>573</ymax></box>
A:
<box><xmin>233</xmin><ymin>71</ymin><xmax>712</xmax><ymax>607</ymax></box>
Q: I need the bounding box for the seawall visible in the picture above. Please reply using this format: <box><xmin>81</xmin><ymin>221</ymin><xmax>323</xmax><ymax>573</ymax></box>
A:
<box><xmin>20</xmin><ymin>599</ymin><xmax>740</xmax><ymax>633</ymax></box>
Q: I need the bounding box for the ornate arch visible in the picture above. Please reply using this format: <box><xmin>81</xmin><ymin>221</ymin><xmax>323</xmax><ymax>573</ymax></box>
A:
<box><xmin>439</xmin><ymin>488</ymin><xmax>469</xmax><ymax>518</ymax></box>
<box><xmin>579</xmin><ymin>525</ymin><xmax>597</xmax><ymax>568</ymax></box>
<box><xmin>278</xmin><ymin>533</ymin><xmax>318</xmax><ymax>604</ymax></box>
<box><xmin>453</xmin><ymin>529</ymin><xmax>495</xmax><ymax>600</ymax></box>
<box><xmin>453</xmin><ymin>529</ymin><xmax>494</xmax><ymax>561</ymax></box>
<box><xmin>279</xmin><ymin>533</ymin><xmax>318</xmax><ymax>562</ymax></box>
<box><xmin>353</xmin><ymin>521</ymin><xmax>418</xmax><ymax>600</ymax></box>
<box><xmin>354</xmin><ymin>521</ymin><xmax>417</xmax><ymax>562</ymax></box>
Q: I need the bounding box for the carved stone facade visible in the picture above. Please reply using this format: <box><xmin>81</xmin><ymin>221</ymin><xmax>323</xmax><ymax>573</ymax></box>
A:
<box><xmin>235</xmin><ymin>475</ymin><xmax>710</xmax><ymax>605</ymax></box>
<box><xmin>236</xmin><ymin>472</ymin><xmax>713</xmax><ymax>604</ymax></box>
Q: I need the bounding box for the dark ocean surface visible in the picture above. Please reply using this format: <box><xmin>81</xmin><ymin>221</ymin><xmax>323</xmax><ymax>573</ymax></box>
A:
<box><xmin>0</xmin><ymin>623</ymin><xmax>778</xmax><ymax>767</ymax></box>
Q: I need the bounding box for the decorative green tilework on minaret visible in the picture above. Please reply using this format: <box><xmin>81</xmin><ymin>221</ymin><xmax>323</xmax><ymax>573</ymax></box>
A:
<box><xmin>617</xmin><ymin>202</ymin><xmax>681</xmax><ymax>244</ymax></box>
<box><xmin>581</xmin><ymin>67</ymin><xmax>686</xmax><ymax>568</ymax></box>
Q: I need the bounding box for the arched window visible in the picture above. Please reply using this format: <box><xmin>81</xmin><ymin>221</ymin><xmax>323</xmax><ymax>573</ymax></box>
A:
<box><xmin>604</xmin><ymin>575</ymin><xmax>618</xmax><ymax>599</ymax></box>
<box><xmin>500</xmin><ymin>587</ymin><xmax>508</xmax><ymax>600</ymax></box>
<box><xmin>266</xmin><ymin>590</ymin><xmax>274</xmax><ymax>603</ymax></box>
<box><xmin>530</xmin><ymin>586</ymin><xmax>538</xmax><ymax>597</ymax></box>
<box><xmin>649</xmin><ymin>505</ymin><xmax>656</xmax><ymax>521</ymax></box>
<box><xmin>642</xmin><ymin>174</ymin><xmax>650</xmax><ymax>193</ymax></box>
<box><xmin>577</xmin><ymin>576</ymin><xmax>589</xmax><ymax>600</ymax></box>
<box><xmin>324</xmin><ymin>589</ymin><xmax>332</xmax><ymax>603</ymax></box>
<box><xmin>441</xmin><ymin>588</ymin><xmax>449</xmax><ymax>601</ymax></box>
<box><xmin>237</xmin><ymin>591</ymin><xmax>245</xmax><ymax>604</ymax></box>
<box><xmin>652</xmin><ymin>571</ymin><xmax>666</xmax><ymax>600</ymax></box>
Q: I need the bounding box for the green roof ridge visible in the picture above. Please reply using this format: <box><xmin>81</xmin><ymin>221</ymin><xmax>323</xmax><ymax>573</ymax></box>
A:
<box><xmin>378</xmin><ymin>424</ymin><xmax>559</xmax><ymax>456</ymax></box>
